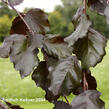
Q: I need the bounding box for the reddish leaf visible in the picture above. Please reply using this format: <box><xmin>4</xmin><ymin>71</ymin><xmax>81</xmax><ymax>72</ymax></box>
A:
<box><xmin>88</xmin><ymin>0</ymin><xmax>109</xmax><ymax>25</ymax></box>
<box><xmin>65</xmin><ymin>14</ymin><xmax>91</xmax><ymax>47</ymax></box>
<box><xmin>0</xmin><ymin>34</ymin><xmax>39</xmax><ymax>78</ymax></box>
<box><xmin>45</xmin><ymin>90</ymin><xmax>60</xmax><ymax>102</ymax></box>
<box><xmin>72</xmin><ymin>27</ymin><xmax>107</xmax><ymax>68</ymax></box>
<box><xmin>32</xmin><ymin>61</ymin><xmax>50</xmax><ymax>90</ymax></box>
<box><xmin>48</xmin><ymin>56</ymin><xmax>82</xmax><ymax>96</ymax></box>
<box><xmin>71</xmin><ymin>90</ymin><xmax>105</xmax><ymax>109</ymax></box>
<box><xmin>32</xmin><ymin>61</ymin><xmax>60</xmax><ymax>102</ymax></box>
<box><xmin>43</xmin><ymin>34</ymin><xmax>72</xmax><ymax>59</ymax></box>
<box><xmin>10</xmin><ymin>15</ymin><xmax>28</xmax><ymax>35</ymax></box>
<box><xmin>53</xmin><ymin>101</ymin><xmax>72</xmax><ymax>109</ymax></box>
<box><xmin>24</xmin><ymin>8</ymin><xmax>49</xmax><ymax>34</ymax></box>
<box><xmin>72</xmin><ymin>7</ymin><xmax>84</xmax><ymax>27</ymax></box>
<box><xmin>10</xmin><ymin>9</ymin><xmax>49</xmax><ymax>35</ymax></box>
<box><xmin>88</xmin><ymin>0</ymin><xmax>107</xmax><ymax>15</ymax></box>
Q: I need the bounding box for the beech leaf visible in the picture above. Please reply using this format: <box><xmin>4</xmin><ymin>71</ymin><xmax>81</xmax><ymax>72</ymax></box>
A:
<box><xmin>49</xmin><ymin>56</ymin><xmax>82</xmax><ymax>96</ymax></box>
<box><xmin>8</xmin><ymin>0</ymin><xmax>24</xmax><ymax>6</ymax></box>
<box><xmin>32</xmin><ymin>61</ymin><xmax>50</xmax><ymax>90</ymax></box>
<box><xmin>88</xmin><ymin>0</ymin><xmax>109</xmax><ymax>25</ymax></box>
<box><xmin>24</xmin><ymin>8</ymin><xmax>49</xmax><ymax>34</ymax></box>
<box><xmin>88</xmin><ymin>0</ymin><xmax>107</xmax><ymax>15</ymax></box>
<box><xmin>0</xmin><ymin>34</ymin><xmax>39</xmax><ymax>78</ymax></box>
<box><xmin>0</xmin><ymin>37</ymin><xmax>13</xmax><ymax>58</ymax></box>
<box><xmin>71</xmin><ymin>90</ymin><xmax>105</xmax><ymax>109</ymax></box>
<box><xmin>65</xmin><ymin>14</ymin><xmax>91</xmax><ymax>46</ymax></box>
<box><xmin>53</xmin><ymin>101</ymin><xmax>72</xmax><ymax>109</ymax></box>
<box><xmin>10</xmin><ymin>15</ymin><xmax>28</xmax><ymax>35</ymax></box>
<box><xmin>72</xmin><ymin>27</ymin><xmax>107</xmax><ymax>68</ymax></box>
<box><xmin>32</xmin><ymin>61</ymin><xmax>60</xmax><ymax>102</ymax></box>
<box><xmin>72</xmin><ymin>7</ymin><xmax>84</xmax><ymax>27</ymax></box>
<box><xmin>43</xmin><ymin>34</ymin><xmax>72</xmax><ymax>59</ymax></box>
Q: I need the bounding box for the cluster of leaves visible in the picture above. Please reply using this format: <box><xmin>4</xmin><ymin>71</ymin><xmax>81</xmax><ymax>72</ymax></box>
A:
<box><xmin>0</xmin><ymin>0</ymin><xmax>108</xmax><ymax>108</ymax></box>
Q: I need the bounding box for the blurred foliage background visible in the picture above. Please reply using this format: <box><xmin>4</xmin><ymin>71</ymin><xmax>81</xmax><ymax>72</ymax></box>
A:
<box><xmin>0</xmin><ymin>0</ymin><xmax>109</xmax><ymax>41</ymax></box>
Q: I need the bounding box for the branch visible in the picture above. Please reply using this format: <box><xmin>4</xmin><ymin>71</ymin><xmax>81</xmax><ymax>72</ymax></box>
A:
<box><xmin>2</xmin><ymin>0</ymin><xmax>33</xmax><ymax>35</ymax></box>
<box><xmin>83</xmin><ymin>0</ymin><xmax>87</xmax><ymax>14</ymax></box>
<box><xmin>82</xmin><ymin>69</ymin><xmax>88</xmax><ymax>91</ymax></box>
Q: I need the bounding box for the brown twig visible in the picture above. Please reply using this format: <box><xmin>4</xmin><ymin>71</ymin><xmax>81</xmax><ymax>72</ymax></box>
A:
<box><xmin>2</xmin><ymin>0</ymin><xmax>33</xmax><ymax>35</ymax></box>
<box><xmin>82</xmin><ymin>69</ymin><xmax>88</xmax><ymax>91</ymax></box>
<box><xmin>83</xmin><ymin>0</ymin><xmax>87</xmax><ymax>14</ymax></box>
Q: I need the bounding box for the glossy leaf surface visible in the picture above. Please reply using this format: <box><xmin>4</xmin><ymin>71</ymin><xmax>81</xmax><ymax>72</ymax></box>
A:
<box><xmin>32</xmin><ymin>61</ymin><xmax>60</xmax><ymax>102</ymax></box>
<box><xmin>65</xmin><ymin>14</ymin><xmax>91</xmax><ymax>46</ymax></box>
<box><xmin>88</xmin><ymin>0</ymin><xmax>107</xmax><ymax>15</ymax></box>
<box><xmin>49</xmin><ymin>56</ymin><xmax>82</xmax><ymax>96</ymax></box>
<box><xmin>43</xmin><ymin>34</ymin><xmax>72</xmax><ymax>59</ymax></box>
<box><xmin>0</xmin><ymin>34</ymin><xmax>39</xmax><ymax>78</ymax></box>
<box><xmin>53</xmin><ymin>101</ymin><xmax>72</xmax><ymax>109</ymax></box>
<box><xmin>71</xmin><ymin>90</ymin><xmax>105</xmax><ymax>109</ymax></box>
<box><xmin>73</xmin><ymin>28</ymin><xmax>107</xmax><ymax>68</ymax></box>
<box><xmin>24</xmin><ymin>8</ymin><xmax>49</xmax><ymax>34</ymax></box>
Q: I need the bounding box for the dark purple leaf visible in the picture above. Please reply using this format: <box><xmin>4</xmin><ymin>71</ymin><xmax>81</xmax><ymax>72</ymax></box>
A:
<box><xmin>32</xmin><ymin>61</ymin><xmax>60</xmax><ymax>102</ymax></box>
<box><xmin>32</xmin><ymin>61</ymin><xmax>50</xmax><ymax>90</ymax></box>
<box><xmin>71</xmin><ymin>90</ymin><xmax>105</xmax><ymax>109</ymax></box>
<box><xmin>88</xmin><ymin>0</ymin><xmax>109</xmax><ymax>25</ymax></box>
<box><xmin>10</xmin><ymin>15</ymin><xmax>28</xmax><ymax>35</ymax></box>
<box><xmin>65</xmin><ymin>10</ymin><xmax>92</xmax><ymax>47</ymax></box>
<box><xmin>53</xmin><ymin>101</ymin><xmax>72</xmax><ymax>109</ymax></box>
<box><xmin>88</xmin><ymin>0</ymin><xmax>107</xmax><ymax>15</ymax></box>
<box><xmin>45</xmin><ymin>90</ymin><xmax>60</xmax><ymax>102</ymax></box>
<box><xmin>48</xmin><ymin>56</ymin><xmax>82</xmax><ymax>96</ymax></box>
<box><xmin>24</xmin><ymin>8</ymin><xmax>49</xmax><ymax>34</ymax></box>
<box><xmin>28</xmin><ymin>32</ymin><xmax>44</xmax><ymax>48</ymax></box>
<box><xmin>43</xmin><ymin>34</ymin><xmax>72</xmax><ymax>59</ymax></box>
<box><xmin>8</xmin><ymin>0</ymin><xmax>24</xmax><ymax>6</ymax></box>
<box><xmin>41</xmin><ymin>48</ymin><xmax>59</xmax><ymax>72</ymax></box>
<box><xmin>72</xmin><ymin>27</ymin><xmax>107</xmax><ymax>68</ymax></box>
<box><xmin>73</xmin><ymin>86</ymin><xmax>83</xmax><ymax>95</ymax></box>
<box><xmin>72</xmin><ymin>7</ymin><xmax>84</xmax><ymax>27</ymax></box>
<box><xmin>0</xmin><ymin>36</ymin><xmax>13</xmax><ymax>58</ymax></box>
<box><xmin>0</xmin><ymin>34</ymin><xmax>39</xmax><ymax>78</ymax></box>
